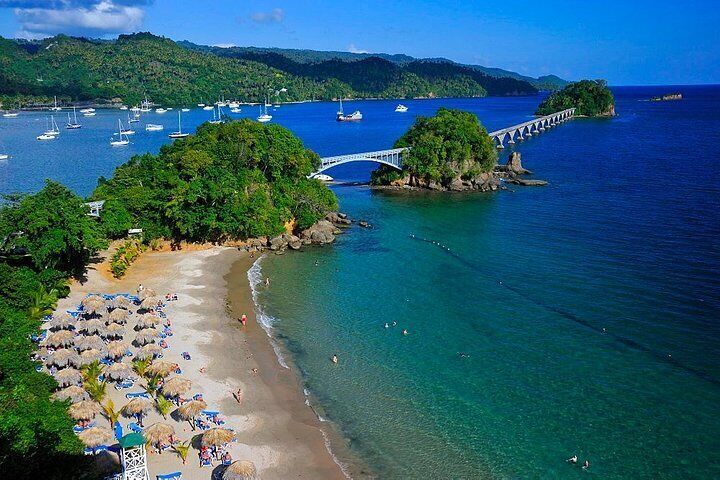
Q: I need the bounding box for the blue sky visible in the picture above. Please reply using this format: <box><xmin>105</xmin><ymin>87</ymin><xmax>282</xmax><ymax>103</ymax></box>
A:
<box><xmin>0</xmin><ymin>0</ymin><xmax>717</xmax><ymax>85</ymax></box>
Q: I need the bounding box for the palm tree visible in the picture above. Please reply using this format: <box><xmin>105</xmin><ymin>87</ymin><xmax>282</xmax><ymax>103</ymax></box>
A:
<box><xmin>155</xmin><ymin>395</ymin><xmax>174</xmax><ymax>419</ymax></box>
<box><xmin>85</xmin><ymin>378</ymin><xmax>107</xmax><ymax>403</ymax></box>
<box><xmin>27</xmin><ymin>284</ymin><xmax>59</xmax><ymax>321</ymax></box>
<box><xmin>102</xmin><ymin>398</ymin><xmax>120</xmax><ymax>428</ymax></box>
<box><xmin>145</xmin><ymin>374</ymin><xmax>161</xmax><ymax>396</ymax></box>
<box><xmin>81</xmin><ymin>360</ymin><xmax>103</xmax><ymax>382</ymax></box>
<box><xmin>132</xmin><ymin>358</ymin><xmax>151</xmax><ymax>378</ymax></box>
<box><xmin>173</xmin><ymin>441</ymin><xmax>191</xmax><ymax>465</ymax></box>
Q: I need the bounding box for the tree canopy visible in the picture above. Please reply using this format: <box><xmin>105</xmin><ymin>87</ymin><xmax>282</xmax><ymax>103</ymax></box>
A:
<box><xmin>92</xmin><ymin>120</ymin><xmax>338</xmax><ymax>242</ymax></box>
<box><xmin>535</xmin><ymin>79</ymin><xmax>615</xmax><ymax>117</ymax></box>
<box><xmin>372</xmin><ymin>108</ymin><xmax>497</xmax><ymax>186</ymax></box>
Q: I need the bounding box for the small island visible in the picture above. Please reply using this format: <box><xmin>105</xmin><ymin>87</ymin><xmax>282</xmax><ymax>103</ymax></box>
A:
<box><xmin>650</xmin><ymin>93</ymin><xmax>682</xmax><ymax>101</ymax></box>
<box><xmin>535</xmin><ymin>79</ymin><xmax>615</xmax><ymax>117</ymax></box>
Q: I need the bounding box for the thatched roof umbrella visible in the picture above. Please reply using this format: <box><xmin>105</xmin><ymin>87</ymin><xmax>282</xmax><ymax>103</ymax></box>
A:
<box><xmin>82</xmin><ymin>318</ymin><xmax>104</xmax><ymax>335</ymax></box>
<box><xmin>144</xmin><ymin>422</ymin><xmax>175</xmax><ymax>446</ymax></box>
<box><xmin>202</xmin><ymin>427</ymin><xmax>235</xmax><ymax>447</ymax></box>
<box><xmin>46</xmin><ymin>349</ymin><xmax>79</xmax><ymax>368</ymax></box>
<box><xmin>136</xmin><ymin>314</ymin><xmax>160</xmax><ymax>329</ymax></box>
<box><xmin>139</xmin><ymin>297</ymin><xmax>160</xmax><ymax>311</ymax></box>
<box><xmin>53</xmin><ymin>385</ymin><xmax>89</xmax><ymax>402</ymax></box>
<box><xmin>82</xmin><ymin>295</ymin><xmax>104</xmax><ymax>307</ymax></box>
<box><xmin>49</xmin><ymin>313</ymin><xmax>74</xmax><ymax>331</ymax></box>
<box><xmin>146</xmin><ymin>361</ymin><xmax>176</xmax><ymax>378</ymax></box>
<box><xmin>78</xmin><ymin>348</ymin><xmax>104</xmax><ymax>366</ymax></box>
<box><xmin>105</xmin><ymin>362</ymin><xmax>133</xmax><ymax>381</ymax></box>
<box><xmin>82</xmin><ymin>297</ymin><xmax>107</xmax><ymax>317</ymax></box>
<box><xmin>161</xmin><ymin>376</ymin><xmax>191</xmax><ymax>398</ymax></box>
<box><xmin>102</xmin><ymin>323</ymin><xmax>125</xmax><ymax>339</ymax></box>
<box><xmin>69</xmin><ymin>400</ymin><xmax>101</xmax><ymax>421</ymax></box>
<box><xmin>75</xmin><ymin>334</ymin><xmax>105</xmax><ymax>351</ymax></box>
<box><xmin>35</xmin><ymin>346</ymin><xmax>50</xmax><ymax>359</ymax></box>
<box><xmin>122</xmin><ymin>398</ymin><xmax>152</xmax><ymax>422</ymax></box>
<box><xmin>45</xmin><ymin>330</ymin><xmax>75</xmax><ymax>348</ymax></box>
<box><xmin>223</xmin><ymin>460</ymin><xmax>258</xmax><ymax>480</ymax></box>
<box><xmin>135</xmin><ymin>344</ymin><xmax>162</xmax><ymax>360</ymax></box>
<box><xmin>113</xmin><ymin>296</ymin><xmax>132</xmax><ymax>310</ymax></box>
<box><xmin>138</xmin><ymin>288</ymin><xmax>157</xmax><ymax>301</ymax></box>
<box><xmin>134</xmin><ymin>328</ymin><xmax>159</xmax><ymax>346</ymax></box>
<box><xmin>177</xmin><ymin>399</ymin><xmax>207</xmax><ymax>422</ymax></box>
<box><xmin>53</xmin><ymin>367</ymin><xmax>83</xmax><ymax>387</ymax></box>
<box><xmin>107</xmin><ymin>340</ymin><xmax>129</xmax><ymax>359</ymax></box>
<box><xmin>78</xmin><ymin>426</ymin><xmax>114</xmax><ymax>448</ymax></box>
<box><xmin>107</xmin><ymin>308</ymin><xmax>129</xmax><ymax>325</ymax></box>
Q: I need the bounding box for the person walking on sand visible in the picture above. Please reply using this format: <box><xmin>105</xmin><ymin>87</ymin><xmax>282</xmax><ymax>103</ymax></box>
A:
<box><xmin>265</xmin><ymin>277</ymin><xmax>270</xmax><ymax>287</ymax></box>
<box><xmin>234</xmin><ymin>389</ymin><xmax>243</xmax><ymax>404</ymax></box>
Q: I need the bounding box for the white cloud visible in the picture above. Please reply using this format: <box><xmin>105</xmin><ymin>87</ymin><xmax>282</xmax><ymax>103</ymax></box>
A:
<box><xmin>1</xmin><ymin>0</ymin><xmax>150</xmax><ymax>38</ymax></box>
<box><xmin>214</xmin><ymin>43</ymin><xmax>236</xmax><ymax>49</ymax></box>
<box><xmin>250</xmin><ymin>7</ymin><xmax>284</xmax><ymax>24</ymax></box>
<box><xmin>348</xmin><ymin>43</ymin><xmax>369</xmax><ymax>54</ymax></box>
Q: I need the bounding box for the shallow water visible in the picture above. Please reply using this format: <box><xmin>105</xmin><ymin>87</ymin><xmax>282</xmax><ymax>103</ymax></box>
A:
<box><xmin>3</xmin><ymin>88</ymin><xmax>719</xmax><ymax>478</ymax></box>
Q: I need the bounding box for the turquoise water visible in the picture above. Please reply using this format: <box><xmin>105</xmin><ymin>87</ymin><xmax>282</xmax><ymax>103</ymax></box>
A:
<box><xmin>251</xmin><ymin>87</ymin><xmax>720</xmax><ymax>479</ymax></box>
<box><xmin>3</xmin><ymin>88</ymin><xmax>719</xmax><ymax>478</ymax></box>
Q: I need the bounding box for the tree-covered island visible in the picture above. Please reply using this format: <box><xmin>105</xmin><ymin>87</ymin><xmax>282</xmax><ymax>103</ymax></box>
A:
<box><xmin>535</xmin><ymin>79</ymin><xmax>615</xmax><ymax>117</ymax></box>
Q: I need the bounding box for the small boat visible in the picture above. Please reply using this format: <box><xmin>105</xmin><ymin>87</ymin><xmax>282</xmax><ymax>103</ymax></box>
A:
<box><xmin>130</xmin><ymin>106</ymin><xmax>141</xmax><ymax>112</ymax></box>
<box><xmin>37</xmin><ymin>133</ymin><xmax>56</xmax><ymax>141</ymax></box>
<box><xmin>128</xmin><ymin>114</ymin><xmax>140</xmax><ymax>124</ymax></box>
<box><xmin>145</xmin><ymin>124</ymin><xmax>164</xmax><ymax>131</ymax></box>
<box><xmin>45</xmin><ymin>116</ymin><xmax>60</xmax><ymax>136</ymax></box>
<box><xmin>120</xmin><ymin>105</ymin><xmax>128</xmax><ymax>110</ymax></box>
<box><xmin>66</xmin><ymin>107</ymin><xmax>82</xmax><ymax>129</ymax></box>
<box><xmin>155</xmin><ymin>108</ymin><xmax>167</xmax><ymax>114</ymax></box>
<box><xmin>273</xmin><ymin>104</ymin><xmax>280</xmax><ymax>108</ymax></box>
<box><xmin>50</xmin><ymin>95</ymin><xmax>62</xmax><ymax>111</ymax></box>
<box><xmin>167</xmin><ymin>107</ymin><xmax>173</xmax><ymax>111</ymax></box>
<box><xmin>395</xmin><ymin>104</ymin><xmax>408</xmax><ymax>112</ymax></box>
<box><xmin>120</xmin><ymin>126</ymin><xmax>135</xmax><ymax>135</ymax></box>
<box><xmin>2</xmin><ymin>112</ymin><xmax>19</xmax><ymax>118</ymax></box>
<box><xmin>168</xmin><ymin>111</ymin><xmax>189</xmax><ymax>138</ymax></box>
<box><xmin>312</xmin><ymin>174</ymin><xmax>333</xmax><ymax>182</ymax></box>
<box><xmin>257</xmin><ymin>103</ymin><xmax>272</xmax><ymax>123</ymax></box>
<box><xmin>208</xmin><ymin>105</ymin><xmax>222</xmax><ymax>124</ymax></box>
<box><xmin>80</xmin><ymin>108</ymin><xmax>95</xmax><ymax>113</ymax></box>
<box><xmin>110</xmin><ymin>120</ymin><xmax>130</xmax><ymax>146</ymax></box>
<box><xmin>140</xmin><ymin>95</ymin><xmax>151</xmax><ymax>112</ymax></box>
<box><xmin>197</xmin><ymin>103</ymin><xmax>205</xmax><ymax>107</ymax></box>
<box><xmin>336</xmin><ymin>98</ymin><xmax>362</xmax><ymax>121</ymax></box>
<box><xmin>230</xmin><ymin>108</ymin><xmax>241</xmax><ymax>114</ymax></box>
<box><xmin>0</xmin><ymin>154</ymin><xmax>9</xmax><ymax>160</ymax></box>
<box><xmin>181</xmin><ymin>108</ymin><xmax>190</xmax><ymax>112</ymax></box>
<box><xmin>83</xmin><ymin>112</ymin><xmax>96</xmax><ymax>117</ymax></box>
<box><xmin>228</xmin><ymin>101</ymin><xmax>239</xmax><ymax>108</ymax></box>
<box><xmin>202</xmin><ymin>105</ymin><xmax>214</xmax><ymax>111</ymax></box>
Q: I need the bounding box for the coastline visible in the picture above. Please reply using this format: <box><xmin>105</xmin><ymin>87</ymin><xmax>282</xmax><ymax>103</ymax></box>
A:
<box><xmin>56</xmin><ymin>246</ymin><xmax>348</xmax><ymax>479</ymax></box>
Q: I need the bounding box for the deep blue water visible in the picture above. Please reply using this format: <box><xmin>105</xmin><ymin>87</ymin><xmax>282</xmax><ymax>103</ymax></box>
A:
<box><xmin>2</xmin><ymin>87</ymin><xmax>719</xmax><ymax>478</ymax></box>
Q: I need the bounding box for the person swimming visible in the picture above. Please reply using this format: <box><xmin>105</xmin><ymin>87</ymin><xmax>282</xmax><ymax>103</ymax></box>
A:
<box><xmin>582</xmin><ymin>460</ymin><xmax>590</xmax><ymax>469</ymax></box>
<box><xmin>402</xmin><ymin>329</ymin><xmax>408</xmax><ymax>335</ymax></box>
<box><xmin>331</xmin><ymin>354</ymin><xmax>338</xmax><ymax>364</ymax></box>
<box><xmin>392</xmin><ymin>321</ymin><xmax>397</xmax><ymax>327</ymax></box>
<box><xmin>567</xmin><ymin>455</ymin><xmax>578</xmax><ymax>464</ymax></box>
<box><xmin>384</xmin><ymin>323</ymin><xmax>389</xmax><ymax>329</ymax></box>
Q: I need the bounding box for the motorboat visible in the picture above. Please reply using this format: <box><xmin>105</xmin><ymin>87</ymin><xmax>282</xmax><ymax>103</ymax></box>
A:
<box><xmin>181</xmin><ymin>108</ymin><xmax>190</xmax><ymax>112</ymax></box>
<box><xmin>335</xmin><ymin>98</ymin><xmax>362</xmax><ymax>121</ymax></box>
<box><xmin>0</xmin><ymin>154</ymin><xmax>8</xmax><ymax>160</ymax></box>
<box><xmin>83</xmin><ymin>112</ymin><xmax>96</xmax><ymax>117</ymax></box>
<box><xmin>230</xmin><ymin>108</ymin><xmax>241</xmax><ymax>113</ymax></box>
<box><xmin>37</xmin><ymin>133</ymin><xmax>56</xmax><ymax>141</ymax></box>
<box><xmin>395</xmin><ymin>104</ymin><xmax>408</xmax><ymax>112</ymax></box>
<box><xmin>2</xmin><ymin>112</ymin><xmax>19</xmax><ymax>118</ymax></box>
<box><xmin>119</xmin><ymin>105</ymin><xmax>128</xmax><ymax>110</ymax></box>
<box><xmin>80</xmin><ymin>108</ymin><xmax>95</xmax><ymax>113</ymax></box>
<box><xmin>202</xmin><ymin>105</ymin><xmax>214</xmax><ymax>111</ymax></box>
<box><xmin>312</xmin><ymin>174</ymin><xmax>333</xmax><ymax>182</ymax></box>
<box><xmin>155</xmin><ymin>108</ymin><xmax>167</xmax><ymax>114</ymax></box>
<box><xmin>145</xmin><ymin>124</ymin><xmax>164</xmax><ymax>131</ymax></box>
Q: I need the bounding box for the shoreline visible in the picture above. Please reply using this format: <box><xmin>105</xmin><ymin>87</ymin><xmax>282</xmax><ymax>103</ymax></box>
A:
<box><xmin>56</xmin><ymin>246</ymin><xmax>348</xmax><ymax>479</ymax></box>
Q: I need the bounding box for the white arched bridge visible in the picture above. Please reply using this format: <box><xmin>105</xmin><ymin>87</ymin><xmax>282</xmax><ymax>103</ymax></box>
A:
<box><xmin>311</xmin><ymin>108</ymin><xmax>575</xmax><ymax>177</ymax></box>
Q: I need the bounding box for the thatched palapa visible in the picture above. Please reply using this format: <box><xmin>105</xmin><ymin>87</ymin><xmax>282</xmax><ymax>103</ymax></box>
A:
<box><xmin>122</xmin><ymin>397</ymin><xmax>152</xmax><ymax>416</ymax></box>
<box><xmin>53</xmin><ymin>367</ymin><xmax>83</xmax><ymax>387</ymax></box>
<box><xmin>112</xmin><ymin>295</ymin><xmax>133</xmax><ymax>310</ymax></box>
<box><xmin>144</xmin><ymin>422</ymin><xmax>175</xmax><ymax>446</ymax></box>
<box><xmin>108</xmin><ymin>308</ymin><xmax>129</xmax><ymax>324</ymax></box>
<box><xmin>69</xmin><ymin>400</ymin><xmax>101</xmax><ymax>421</ymax></box>
<box><xmin>48</xmin><ymin>313</ymin><xmax>74</xmax><ymax>331</ymax></box>
<box><xmin>104</xmin><ymin>362</ymin><xmax>133</xmax><ymax>381</ymax></box>
<box><xmin>45</xmin><ymin>330</ymin><xmax>75</xmax><ymax>348</ymax></box>
<box><xmin>223</xmin><ymin>460</ymin><xmax>258</xmax><ymax>480</ymax></box>
<box><xmin>201</xmin><ymin>427</ymin><xmax>235</xmax><ymax>447</ymax></box>
<box><xmin>74</xmin><ymin>334</ymin><xmax>105</xmax><ymax>351</ymax></box>
<box><xmin>78</xmin><ymin>426</ymin><xmax>114</xmax><ymax>448</ymax></box>
<box><xmin>102</xmin><ymin>323</ymin><xmax>125</xmax><ymax>339</ymax></box>
<box><xmin>46</xmin><ymin>348</ymin><xmax>79</xmax><ymax>368</ymax></box>
<box><xmin>107</xmin><ymin>340</ymin><xmax>129</xmax><ymax>359</ymax></box>
<box><xmin>161</xmin><ymin>376</ymin><xmax>191</xmax><ymax>397</ymax></box>
<box><xmin>78</xmin><ymin>348</ymin><xmax>104</xmax><ymax>366</ymax></box>
<box><xmin>177</xmin><ymin>399</ymin><xmax>207</xmax><ymax>420</ymax></box>
<box><xmin>139</xmin><ymin>297</ymin><xmax>160</xmax><ymax>311</ymax></box>
<box><xmin>53</xmin><ymin>385</ymin><xmax>89</xmax><ymax>402</ymax></box>
<box><xmin>136</xmin><ymin>343</ymin><xmax>162</xmax><ymax>360</ymax></box>
<box><xmin>146</xmin><ymin>361</ymin><xmax>176</xmax><ymax>377</ymax></box>
<box><xmin>136</xmin><ymin>314</ymin><xmax>160</xmax><ymax>329</ymax></box>
<box><xmin>134</xmin><ymin>328</ymin><xmax>159</xmax><ymax>346</ymax></box>
<box><xmin>138</xmin><ymin>288</ymin><xmax>157</xmax><ymax>301</ymax></box>
<box><xmin>81</xmin><ymin>318</ymin><xmax>104</xmax><ymax>335</ymax></box>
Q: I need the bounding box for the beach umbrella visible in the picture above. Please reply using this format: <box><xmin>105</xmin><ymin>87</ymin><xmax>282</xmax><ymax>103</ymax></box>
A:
<box><xmin>139</xmin><ymin>297</ymin><xmax>159</xmax><ymax>311</ymax></box>
<box><xmin>146</xmin><ymin>361</ymin><xmax>176</xmax><ymax>378</ymax></box>
<box><xmin>75</xmin><ymin>334</ymin><xmax>105</xmax><ymax>351</ymax></box>
<box><xmin>143</xmin><ymin>422</ymin><xmax>175</xmax><ymax>446</ymax></box>
<box><xmin>45</xmin><ymin>330</ymin><xmax>75</xmax><ymax>348</ymax></box>
<box><xmin>53</xmin><ymin>385</ymin><xmax>89</xmax><ymax>402</ymax></box>
<box><xmin>161</xmin><ymin>376</ymin><xmax>191</xmax><ymax>397</ymax></box>
<box><xmin>177</xmin><ymin>400</ymin><xmax>207</xmax><ymax>422</ymax></box>
<box><xmin>53</xmin><ymin>367</ymin><xmax>83</xmax><ymax>387</ymax></box>
<box><xmin>107</xmin><ymin>340</ymin><xmax>129</xmax><ymax>359</ymax></box>
<box><xmin>223</xmin><ymin>460</ymin><xmax>258</xmax><ymax>480</ymax></box>
<box><xmin>201</xmin><ymin>427</ymin><xmax>235</xmax><ymax>447</ymax></box>
<box><xmin>78</xmin><ymin>348</ymin><xmax>104</xmax><ymax>366</ymax></box>
<box><xmin>46</xmin><ymin>349</ymin><xmax>79</xmax><ymax>368</ymax></box>
<box><xmin>138</xmin><ymin>288</ymin><xmax>157</xmax><ymax>301</ymax></box>
<box><xmin>105</xmin><ymin>362</ymin><xmax>133</xmax><ymax>381</ymax></box>
<box><xmin>112</xmin><ymin>296</ymin><xmax>132</xmax><ymax>310</ymax></box>
<box><xmin>69</xmin><ymin>400</ymin><xmax>101</xmax><ymax>421</ymax></box>
<box><xmin>82</xmin><ymin>319</ymin><xmax>104</xmax><ymax>335</ymax></box>
<box><xmin>49</xmin><ymin>313</ymin><xmax>74</xmax><ymax>331</ymax></box>
<box><xmin>122</xmin><ymin>398</ymin><xmax>152</xmax><ymax>418</ymax></box>
<box><xmin>78</xmin><ymin>426</ymin><xmax>114</xmax><ymax>448</ymax></box>
<box><xmin>102</xmin><ymin>323</ymin><xmax>125</xmax><ymax>339</ymax></box>
<box><xmin>108</xmin><ymin>308</ymin><xmax>129</xmax><ymax>324</ymax></box>
<box><xmin>135</xmin><ymin>344</ymin><xmax>162</xmax><ymax>360</ymax></box>
<box><xmin>82</xmin><ymin>295</ymin><xmax>104</xmax><ymax>308</ymax></box>
<box><xmin>136</xmin><ymin>314</ymin><xmax>160</xmax><ymax>329</ymax></box>
<box><xmin>35</xmin><ymin>346</ymin><xmax>50</xmax><ymax>360</ymax></box>
<box><xmin>134</xmin><ymin>328</ymin><xmax>159</xmax><ymax>346</ymax></box>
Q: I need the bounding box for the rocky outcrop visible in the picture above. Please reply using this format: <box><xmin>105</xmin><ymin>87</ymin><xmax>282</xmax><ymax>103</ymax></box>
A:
<box><xmin>494</xmin><ymin>152</ymin><xmax>548</xmax><ymax>186</ymax></box>
<box><xmin>507</xmin><ymin>178</ymin><xmax>548</xmax><ymax>186</ymax></box>
<box><xmin>262</xmin><ymin>212</ymin><xmax>350</xmax><ymax>253</ymax></box>
<box><xmin>385</xmin><ymin>170</ymin><xmax>500</xmax><ymax>192</ymax></box>
<box><xmin>299</xmin><ymin>220</ymin><xmax>340</xmax><ymax>245</ymax></box>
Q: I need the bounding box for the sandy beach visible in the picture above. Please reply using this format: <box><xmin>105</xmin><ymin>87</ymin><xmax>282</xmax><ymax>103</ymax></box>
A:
<box><xmin>55</xmin><ymin>246</ymin><xmax>346</xmax><ymax>479</ymax></box>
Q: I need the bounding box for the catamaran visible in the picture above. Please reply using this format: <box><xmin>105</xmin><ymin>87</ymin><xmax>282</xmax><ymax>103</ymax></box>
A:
<box><xmin>336</xmin><ymin>98</ymin><xmax>362</xmax><ymax>121</ymax></box>
<box><xmin>50</xmin><ymin>95</ymin><xmax>62</xmax><ymax>111</ymax></box>
<box><xmin>395</xmin><ymin>104</ymin><xmax>408</xmax><ymax>112</ymax></box>
<box><xmin>257</xmin><ymin>102</ymin><xmax>272</xmax><ymax>123</ymax></box>
<box><xmin>168</xmin><ymin>111</ymin><xmax>189</xmax><ymax>138</ymax></box>
<box><xmin>66</xmin><ymin>107</ymin><xmax>82</xmax><ymax>129</ymax></box>
<box><xmin>110</xmin><ymin>120</ymin><xmax>130</xmax><ymax>146</ymax></box>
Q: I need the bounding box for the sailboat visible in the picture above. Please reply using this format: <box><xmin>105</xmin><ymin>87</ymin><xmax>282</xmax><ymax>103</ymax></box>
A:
<box><xmin>128</xmin><ymin>113</ymin><xmax>140</xmax><ymax>124</ymax></box>
<box><xmin>140</xmin><ymin>95</ymin><xmax>151</xmax><ymax>112</ymax></box>
<box><xmin>336</xmin><ymin>98</ymin><xmax>362</xmax><ymax>121</ymax></box>
<box><xmin>257</xmin><ymin>97</ymin><xmax>272</xmax><ymax>122</ymax></box>
<box><xmin>168</xmin><ymin>111</ymin><xmax>189</xmax><ymax>138</ymax></box>
<box><xmin>110</xmin><ymin>120</ymin><xmax>130</xmax><ymax>146</ymax></box>
<box><xmin>120</xmin><ymin>121</ymin><xmax>135</xmax><ymax>135</ymax></box>
<box><xmin>66</xmin><ymin>107</ymin><xmax>82</xmax><ymax>129</ymax></box>
<box><xmin>50</xmin><ymin>95</ymin><xmax>62</xmax><ymax>111</ymax></box>
<box><xmin>37</xmin><ymin>117</ymin><xmax>58</xmax><ymax>140</ymax></box>
<box><xmin>45</xmin><ymin>116</ymin><xmax>60</xmax><ymax>136</ymax></box>
<box><xmin>209</xmin><ymin>105</ymin><xmax>222</xmax><ymax>124</ymax></box>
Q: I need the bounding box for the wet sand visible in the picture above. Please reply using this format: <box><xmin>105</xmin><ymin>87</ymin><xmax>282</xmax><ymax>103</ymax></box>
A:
<box><xmin>56</xmin><ymin>246</ymin><xmax>346</xmax><ymax>479</ymax></box>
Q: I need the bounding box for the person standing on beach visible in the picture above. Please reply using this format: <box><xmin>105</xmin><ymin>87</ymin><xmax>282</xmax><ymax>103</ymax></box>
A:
<box><xmin>265</xmin><ymin>277</ymin><xmax>270</xmax><ymax>286</ymax></box>
<box><xmin>240</xmin><ymin>314</ymin><xmax>247</xmax><ymax>326</ymax></box>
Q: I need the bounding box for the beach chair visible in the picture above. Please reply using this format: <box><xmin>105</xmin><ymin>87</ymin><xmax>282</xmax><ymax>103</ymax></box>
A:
<box><xmin>94</xmin><ymin>445</ymin><xmax>109</xmax><ymax>454</ymax></box>
<box><xmin>115</xmin><ymin>379</ymin><xmax>134</xmax><ymax>390</ymax></box>
<box><xmin>200</xmin><ymin>457</ymin><xmax>212</xmax><ymax>467</ymax></box>
<box><xmin>128</xmin><ymin>422</ymin><xmax>143</xmax><ymax>433</ymax></box>
<box><xmin>156</xmin><ymin>473</ymin><xmax>182</xmax><ymax>480</ymax></box>
<box><xmin>125</xmin><ymin>391</ymin><xmax>149</xmax><ymax>399</ymax></box>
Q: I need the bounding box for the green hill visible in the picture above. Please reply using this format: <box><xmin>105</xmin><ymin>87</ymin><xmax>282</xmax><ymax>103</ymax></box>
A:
<box><xmin>536</xmin><ymin>79</ymin><xmax>615</xmax><ymax>117</ymax></box>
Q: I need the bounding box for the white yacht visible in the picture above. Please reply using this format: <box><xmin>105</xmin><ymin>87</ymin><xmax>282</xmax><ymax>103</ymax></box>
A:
<box><xmin>257</xmin><ymin>102</ymin><xmax>272</xmax><ymax>123</ymax></box>
<box><xmin>155</xmin><ymin>108</ymin><xmax>167</xmax><ymax>114</ymax></box>
<box><xmin>395</xmin><ymin>104</ymin><xmax>408</xmax><ymax>112</ymax></box>
<box><xmin>145</xmin><ymin>124</ymin><xmax>164</xmax><ymax>131</ymax></box>
<box><xmin>168</xmin><ymin>111</ymin><xmax>189</xmax><ymax>138</ymax></box>
<box><xmin>140</xmin><ymin>96</ymin><xmax>151</xmax><ymax>112</ymax></box>
<box><xmin>0</xmin><ymin>154</ymin><xmax>8</xmax><ymax>160</ymax></box>
<box><xmin>230</xmin><ymin>107</ymin><xmax>241</xmax><ymax>114</ymax></box>
<box><xmin>83</xmin><ymin>111</ymin><xmax>96</xmax><ymax>117</ymax></box>
<box><xmin>80</xmin><ymin>108</ymin><xmax>95</xmax><ymax>113</ymax></box>
<box><xmin>37</xmin><ymin>133</ymin><xmax>56</xmax><ymax>141</ymax></box>
<box><xmin>197</xmin><ymin>102</ymin><xmax>206</xmax><ymax>107</ymax></box>
<box><xmin>128</xmin><ymin>114</ymin><xmax>140</xmax><ymax>124</ymax></box>
<box><xmin>181</xmin><ymin>108</ymin><xmax>190</xmax><ymax>112</ymax></box>
<box><xmin>44</xmin><ymin>116</ymin><xmax>60</xmax><ymax>136</ymax></box>
<box><xmin>110</xmin><ymin>120</ymin><xmax>130</xmax><ymax>146</ymax></box>
<box><xmin>119</xmin><ymin>105</ymin><xmax>129</xmax><ymax>110</ymax></box>
<box><xmin>313</xmin><ymin>174</ymin><xmax>333</xmax><ymax>182</ymax></box>
<box><xmin>2</xmin><ymin>112</ymin><xmax>19</xmax><ymax>118</ymax></box>
<box><xmin>228</xmin><ymin>101</ymin><xmax>240</xmax><ymax>108</ymax></box>
<box><xmin>50</xmin><ymin>95</ymin><xmax>62</xmax><ymax>111</ymax></box>
<box><xmin>202</xmin><ymin>105</ymin><xmax>214</xmax><ymax>111</ymax></box>
<box><xmin>66</xmin><ymin>107</ymin><xmax>82</xmax><ymax>129</ymax></box>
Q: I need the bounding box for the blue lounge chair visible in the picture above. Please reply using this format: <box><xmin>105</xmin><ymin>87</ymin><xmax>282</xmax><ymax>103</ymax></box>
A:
<box><xmin>125</xmin><ymin>391</ymin><xmax>149</xmax><ymax>399</ymax></box>
<box><xmin>157</xmin><ymin>473</ymin><xmax>182</xmax><ymax>480</ymax></box>
<box><xmin>200</xmin><ymin>457</ymin><xmax>212</xmax><ymax>467</ymax></box>
<box><xmin>115</xmin><ymin>379</ymin><xmax>134</xmax><ymax>390</ymax></box>
<box><xmin>128</xmin><ymin>422</ymin><xmax>143</xmax><ymax>433</ymax></box>
<box><xmin>114</xmin><ymin>421</ymin><xmax>123</xmax><ymax>440</ymax></box>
